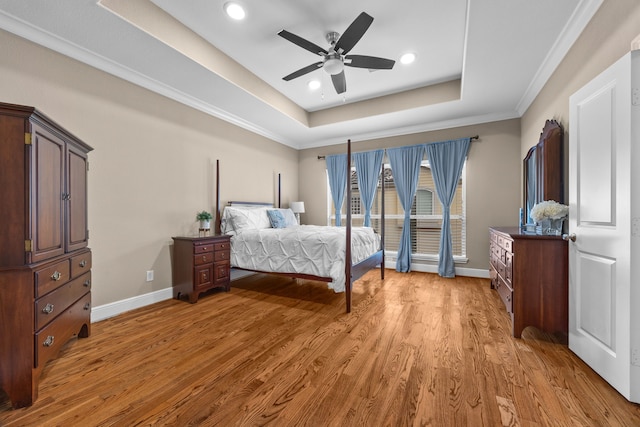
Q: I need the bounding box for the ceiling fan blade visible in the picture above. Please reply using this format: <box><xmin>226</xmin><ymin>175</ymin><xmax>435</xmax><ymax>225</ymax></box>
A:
<box><xmin>345</xmin><ymin>55</ymin><xmax>395</xmax><ymax>70</ymax></box>
<box><xmin>334</xmin><ymin>12</ymin><xmax>373</xmax><ymax>54</ymax></box>
<box><xmin>277</xmin><ymin>30</ymin><xmax>328</xmax><ymax>56</ymax></box>
<box><xmin>283</xmin><ymin>62</ymin><xmax>323</xmax><ymax>81</ymax></box>
<box><xmin>331</xmin><ymin>71</ymin><xmax>347</xmax><ymax>94</ymax></box>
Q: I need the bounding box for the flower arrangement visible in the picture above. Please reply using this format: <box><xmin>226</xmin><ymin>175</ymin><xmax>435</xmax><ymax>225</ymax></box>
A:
<box><xmin>530</xmin><ymin>200</ymin><xmax>569</xmax><ymax>222</ymax></box>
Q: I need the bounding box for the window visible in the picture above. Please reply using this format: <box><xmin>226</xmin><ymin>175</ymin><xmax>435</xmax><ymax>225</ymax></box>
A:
<box><xmin>327</xmin><ymin>160</ymin><xmax>467</xmax><ymax>262</ymax></box>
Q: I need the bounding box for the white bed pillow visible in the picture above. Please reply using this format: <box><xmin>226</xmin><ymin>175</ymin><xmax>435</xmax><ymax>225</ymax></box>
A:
<box><xmin>222</xmin><ymin>206</ymin><xmax>271</xmax><ymax>233</ymax></box>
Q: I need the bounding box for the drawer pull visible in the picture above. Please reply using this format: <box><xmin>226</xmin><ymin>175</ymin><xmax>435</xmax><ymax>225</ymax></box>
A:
<box><xmin>202</xmin><ymin>256</ymin><xmax>207</xmax><ymax>262</ymax></box>
<box><xmin>79</xmin><ymin>259</ymin><xmax>86</xmax><ymax>268</ymax></box>
<box><xmin>84</xmin><ymin>279</ymin><xmax>91</xmax><ymax>287</ymax></box>
<box><xmin>84</xmin><ymin>303</ymin><xmax>91</xmax><ymax>311</ymax></box>
<box><xmin>202</xmin><ymin>247</ymin><xmax>208</xmax><ymax>251</ymax></box>
<box><xmin>42</xmin><ymin>303</ymin><xmax>54</xmax><ymax>314</ymax></box>
<box><xmin>51</xmin><ymin>271</ymin><xmax>62</xmax><ymax>281</ymax></box>
<box><xmin>43</xmin><ymin>336</ymin><xmax>55</xmax><ymax>347</ymax></box>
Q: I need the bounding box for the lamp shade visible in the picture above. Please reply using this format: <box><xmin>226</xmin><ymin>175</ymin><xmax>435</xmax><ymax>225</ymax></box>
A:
<box><xmin>290</xmin><ymin>201</ymin><xmax>305</xmax><ymax>213</ymax></box>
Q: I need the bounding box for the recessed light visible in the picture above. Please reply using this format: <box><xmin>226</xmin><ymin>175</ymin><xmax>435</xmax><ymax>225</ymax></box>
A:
<box><xmin>224</xmin><ymin>2</ymin><xmax>246</xmax><ymax>20</ymax></box>
<box><xmin>400</xmin><ymin>52</ymin><xmax>416</xmax><ymax>65</ymax></box>
<box><xmin>308</xmin><ymin>80</ymin><xmax>321</xmax><ymax>91</ymax></box>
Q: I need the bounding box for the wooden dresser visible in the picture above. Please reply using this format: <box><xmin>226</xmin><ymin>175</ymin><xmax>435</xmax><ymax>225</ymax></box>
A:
<box><xmin>172</xmin><ymin>235</ymin><xmax>231</xmax><ymax>303</ymax></box>
<box><xmin>0</xmin><ymin>102</ymin><xmax>93</xmax><ymax>408</ymax></box>
<box><xmin>489</xmin><ymin>227</ymin><xmax>568</xmax><ymax>339</ymax></box>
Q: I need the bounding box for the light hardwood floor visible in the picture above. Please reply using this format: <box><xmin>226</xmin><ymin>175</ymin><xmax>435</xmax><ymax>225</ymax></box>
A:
<box><xmin>1</xmin><ymin>270</ymin><xmax>639</xmax><ymax>426</ymax></box>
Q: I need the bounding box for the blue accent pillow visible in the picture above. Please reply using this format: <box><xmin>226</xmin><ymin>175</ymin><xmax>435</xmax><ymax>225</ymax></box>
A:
<box><xmin>267</xmin><ymin>210</ymin><xmax>287</xmax><ymax>228</ymax></box>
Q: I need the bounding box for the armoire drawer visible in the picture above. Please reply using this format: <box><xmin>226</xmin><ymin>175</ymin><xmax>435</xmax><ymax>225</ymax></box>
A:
<box><xmin>35</xmin><ymin>259</ymin><xmax>71</xmax><ymax>297</ymax></box>
<box><xmin>34</xmin><ymin>292</ymin><xmax>91</xmax><ymax>369</ymax></box>
<box><xmin>35</xmin><ymin>272</ymin><xmax>91</xmax><ymax>331</ymax></box>
<box><xmin>70</xmin><ymin>251</ymin><xmax>92</xmax><ymax>278</ymax></box>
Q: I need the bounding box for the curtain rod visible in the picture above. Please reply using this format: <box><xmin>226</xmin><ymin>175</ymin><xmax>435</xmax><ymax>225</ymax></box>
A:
<box><xmin>316</xmin><ymin>135</ymin><xmax>479</xmax><ymax>160</ymax></box>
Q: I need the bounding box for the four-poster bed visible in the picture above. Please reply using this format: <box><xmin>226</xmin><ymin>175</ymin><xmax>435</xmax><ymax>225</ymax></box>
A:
<box><xmin>215</xmin><ymin>139</ymin><xmax>385</xmax><ymax>313</ymax></box>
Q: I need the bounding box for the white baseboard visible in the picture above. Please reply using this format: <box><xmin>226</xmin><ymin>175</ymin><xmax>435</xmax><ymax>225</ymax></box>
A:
<box><xmin>91</xmin><ymin>287</ymin><xmax>174</xmax><ymax>323</ymax></box>
<box><xmin>91</xmin><ymin>265</ymin><xmax>490</xmax><ymax>323</ymax></box>
<box><xmin>384</xmin><ymin>261</ymin><xmax>490</xmax><ymax>278</ymax></box>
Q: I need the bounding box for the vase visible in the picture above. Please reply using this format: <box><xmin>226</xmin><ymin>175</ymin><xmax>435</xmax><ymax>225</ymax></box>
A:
<box><xmin>199</xmin><ymin>220</ymin><xmax>210</xmax><ymax>230</ymax></box>
<box><xmin>541</xmin><ymin>218</ymin><xmax>564</xmax><ymax>236</ymax></box>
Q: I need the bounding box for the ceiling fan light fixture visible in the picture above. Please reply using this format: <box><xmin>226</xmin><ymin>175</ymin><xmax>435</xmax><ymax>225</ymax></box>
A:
<box><xmin>308</xmin><ymin>80</ymin><xmax>321</xmax><ymax>91</ymax></box>
<box><xmin>224</xmin><ymin>2</ymin><xmax>246</xmax><ymax>20</ymax></box>
<box><xmin>400</xmin><ymin>52</ymin><xmax>416</xmax><ymax>65</ymax></box>
<box><xmin>323</xmin><ymin>57</ymin><xmax>344</xmax><ymax>75</ymax></box>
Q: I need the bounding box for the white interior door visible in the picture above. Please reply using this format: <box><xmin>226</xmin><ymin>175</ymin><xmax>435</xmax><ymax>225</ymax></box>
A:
<box><xmin>568</xmin><ymin>52</ymin><xmax>634</xmax><ymax>401</ymax></box>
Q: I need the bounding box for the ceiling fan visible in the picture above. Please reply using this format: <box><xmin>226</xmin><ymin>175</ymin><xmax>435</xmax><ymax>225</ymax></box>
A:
<box><xmin>277</xmin><ymin>12</ymin><xmax>396</xmax><ymax>94</ymax></box>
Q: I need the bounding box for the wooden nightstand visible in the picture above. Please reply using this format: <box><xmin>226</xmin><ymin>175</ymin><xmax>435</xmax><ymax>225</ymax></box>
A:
<box><xmin>171</xmin><ymin>235</ymin><xmax>231</xmax><ymax>303</ymax></box>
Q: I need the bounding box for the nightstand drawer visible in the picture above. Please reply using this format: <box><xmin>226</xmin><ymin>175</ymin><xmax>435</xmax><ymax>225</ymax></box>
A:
<box><xmin>214</xmin><ymin>250</ymin><xmax>229</xmax><ymax>262</ymax></box>
<box><xmin>194</xmin><ymin>253</ymin><xmax>213</xmax><ymax>266</ymax></box>
<box><xmin>194</xmin><ymin>264</ymin><xmax>214</xmax><ymax>289</ymax></box>
<box><xmin>194</xmin><ymin>244</ymin><xmax>214</xmax><ymax>254</ymax></box>
<box><xmin>214</xmin><ymin>260</ymin><xmax>230</xmax><ymax>284</ymax></box>
<box><xmin>214</xmin><ymin>242</ymin><xmax>229</xmax><ymax>252</ymax></box>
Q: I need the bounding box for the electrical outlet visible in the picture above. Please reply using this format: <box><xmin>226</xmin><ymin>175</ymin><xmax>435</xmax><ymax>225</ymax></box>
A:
<box><xmin>146</xmin><ymin>270</ymin><xmax>154</xmax><ymax>282</ymax></box>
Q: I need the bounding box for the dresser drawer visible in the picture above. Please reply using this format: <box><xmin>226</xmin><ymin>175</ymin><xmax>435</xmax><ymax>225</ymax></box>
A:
<box><xmin>35</xmin><ymin>259</ymin><xmax>71</xmax><ymax>298</ymax></box>
<box><xmin>35</xmin><ymin>272</ymin><xmax>91</xmax><ymax>331</ymax></box>
<box><xmin>497</xmin><ymin>234</ymin><xmax>513</xmax><ymax>252</ymax></box>
<box><xmin>194</xmin><ymin>253</ymin><xmax>214</xmax><ymax>266</ymax></box>
<box><xmin>70</xmin><ymin>251</ymin><xmax>91</xmax><ymax>278</ymax></box>
<box><xmin>495</xmin><ymin>277</ymin><xmax>513</xmax><ymax>313</ymax></box>
<box><xmin>34</xmin><ymin>292</ymin><xmax>91</xmax><ymax>369</ymax></box>
<box><xmin>194</xmin><ymin>243</ymin><xmax>214</xmax><ymax>254</ymax></box>
<box><xmin>505</xmin><ymin>251</ymin><xmax>513</xmax><ymax>286</ymax></box>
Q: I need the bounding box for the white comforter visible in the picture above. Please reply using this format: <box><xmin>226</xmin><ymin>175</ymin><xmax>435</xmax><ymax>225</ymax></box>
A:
<box><xmin>230</xmin><ymin>225</ymin><xmax>381</xmax><ymax>292</ymax></box>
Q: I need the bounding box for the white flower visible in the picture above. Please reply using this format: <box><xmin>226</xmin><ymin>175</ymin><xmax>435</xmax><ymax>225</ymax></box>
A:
<box><xmin>530</xmin><ymin>200</ymin><xmax>569</xmax><ymax>222</ymax></box>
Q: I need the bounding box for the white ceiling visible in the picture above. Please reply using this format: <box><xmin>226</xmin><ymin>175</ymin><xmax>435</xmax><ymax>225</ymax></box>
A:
<box><xmin>0</xmin><ymin>0</ymin><xmax>602</xmax><ymax>149</ymax></box>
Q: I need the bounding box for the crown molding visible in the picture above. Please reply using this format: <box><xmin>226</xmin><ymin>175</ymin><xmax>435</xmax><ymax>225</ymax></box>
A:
<box><xmin>0</xmin><ymin>9</ymin><xmax>298</xmax><ymax>149</ymax></box>
<box><xmin>516</xmin><ymin>0</ymin><xmax>603</xmax><ymax>115</ymax></box>
<box><xmin>300</xmin><ymin>110</ymin><xmax>521</xmax><ymax>150</ymax></box>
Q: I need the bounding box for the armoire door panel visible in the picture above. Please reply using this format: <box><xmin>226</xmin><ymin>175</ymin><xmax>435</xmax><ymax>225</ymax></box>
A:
<box><xmin>31</xmin><ymin>125</ymin><xmax>65</xmax><ymax>263</ymax></box>
<box><xmin>67</xmin><ymin>145</ymin><xmax>88</xmax><ymax>251</ymax></box>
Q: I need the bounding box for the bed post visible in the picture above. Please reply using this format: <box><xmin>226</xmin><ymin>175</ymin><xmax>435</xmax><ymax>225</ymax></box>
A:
<box><xmin>381</xmin><ymin>161</ymin><xmax>385</xmax><ymax>280</ymax></box>
<box><xmin>278</xmin><ymin>173</ymin><xmax>281</xmax><ymax>208</ymax></box>
<box><xmin>346</xmin><ymin>139</ymin><xmax>352</xmax><ymax>313</ymax></box>
<box><xmin>215</xmin><ymin>159</ymin><xmax>221</xmax><ymax>234</ymax></box>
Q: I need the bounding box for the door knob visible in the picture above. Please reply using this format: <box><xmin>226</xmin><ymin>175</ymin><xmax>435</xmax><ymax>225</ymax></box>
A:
<box><xmin>562</xmin><ymin>233</ymin><xmax>576</xmax><ymax>242</ymax></box>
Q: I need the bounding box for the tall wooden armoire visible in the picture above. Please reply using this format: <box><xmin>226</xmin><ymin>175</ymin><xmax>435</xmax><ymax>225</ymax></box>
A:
<box><xmin>0</xmin><ymin>102</ymin><xmax>93</xmax><ymax>408</ymax></box>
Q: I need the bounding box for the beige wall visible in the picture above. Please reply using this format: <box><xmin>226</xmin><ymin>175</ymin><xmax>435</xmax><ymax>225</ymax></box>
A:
<box><xmin>0</xmin><ymin>29</ymin><xmax>299</xmax><ymax>307</ymax></box>
<box><xmin>299</xmin><ymin>119</ymin><xmax>522</xmax><ymax>270</ymax></box>
<box><xmin>522</xmin><ymin>0</ymin><xmax>640</xmax><ymax>164</ymax></box>
<box><xmin>4</xmin><ymin>0</ymin><xmax>636</xmax><ymax>308</ymax></box>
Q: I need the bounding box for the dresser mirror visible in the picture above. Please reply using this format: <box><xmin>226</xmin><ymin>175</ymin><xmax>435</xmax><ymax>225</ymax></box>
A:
<box><xmin>523</xmin><ymin>120</ymin><xmax>564</xmax><ymax>225</ymax></box>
